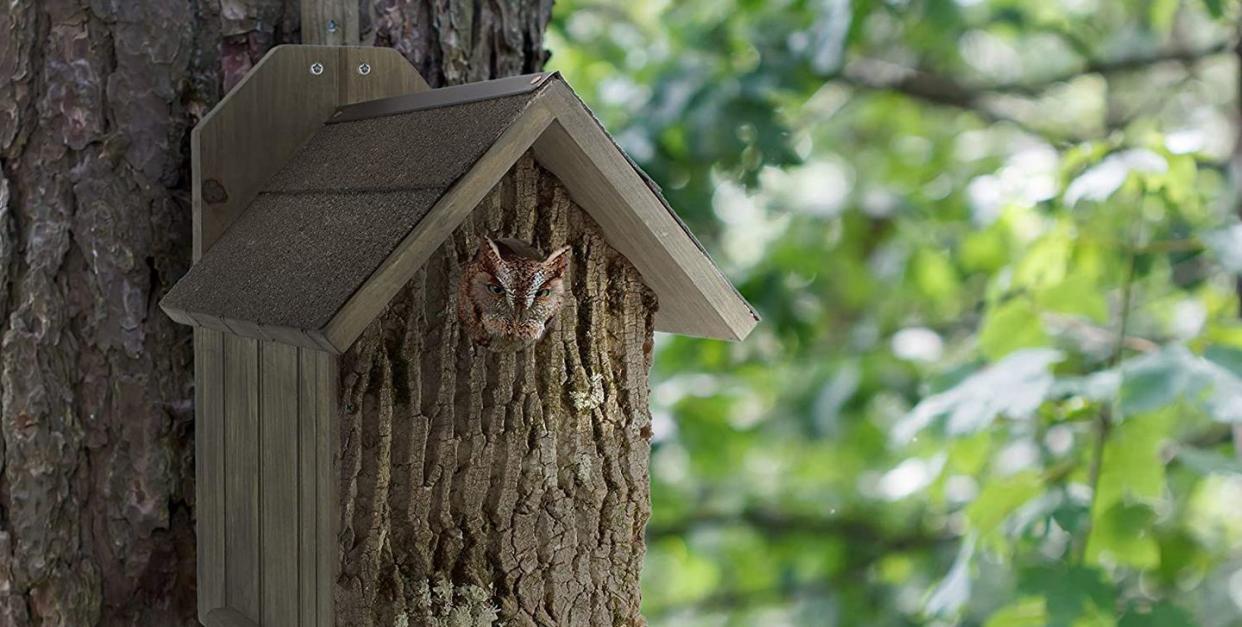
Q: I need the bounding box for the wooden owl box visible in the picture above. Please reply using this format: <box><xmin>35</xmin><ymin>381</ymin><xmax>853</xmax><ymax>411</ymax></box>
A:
<box><xmin>161</xmin><ymin>46</ymin><xmax>756</xmax><ymax>627</ymax></box>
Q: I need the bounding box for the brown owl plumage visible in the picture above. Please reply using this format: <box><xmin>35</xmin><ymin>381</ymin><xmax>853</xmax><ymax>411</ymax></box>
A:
<box><xmin>456</xmin><ymin>237</ymin><xmax>571</xmax><ymax>351</ymax></box>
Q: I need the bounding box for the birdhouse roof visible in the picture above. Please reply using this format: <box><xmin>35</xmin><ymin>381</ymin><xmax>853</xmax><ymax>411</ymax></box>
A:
<box><xmin>161</xmin><ymin>72</ymin><xmax>757</xmax><ymax>353</ymax></box>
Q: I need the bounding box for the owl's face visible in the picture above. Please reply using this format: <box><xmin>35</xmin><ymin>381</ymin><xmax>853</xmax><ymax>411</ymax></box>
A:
<box><xmin>462</xmin><ymin>237</ymin><xmax>570</xmax><ymax>350</ymax></box>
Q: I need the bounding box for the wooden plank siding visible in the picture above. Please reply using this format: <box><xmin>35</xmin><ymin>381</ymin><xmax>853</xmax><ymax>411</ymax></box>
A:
<box><xmin>314</xmin><ymin>350</ymin><xmax>339</xmax><ymax>627</ymax></box>
<box><xmin>198</xmin><ymin>336</ymin><xmax>337</xmax><ymax>625</ymax></box>
<box><xmin>297</xmin><ymin>349</ymin><xmax>319</xmax><ymax>626</ymax></box>
<box><xmin>224</xmin><ymin>335</ymin><xmax>261</xmax><ymax>620</ymax></box>
<box><xmin>195</xmin><ymin>328</ymin><xmax>226</xmax><ymax>624</ymax></box>
<box><xmin>260</xmin><ymin>341</ymin><xmax>300</xmax><ymax>627</ymax></box>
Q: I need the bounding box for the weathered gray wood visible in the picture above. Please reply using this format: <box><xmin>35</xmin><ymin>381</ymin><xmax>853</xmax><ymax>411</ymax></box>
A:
<box><xmin>339</xmin><ymin>47</ymin><xmax>428</xmax><ymax>103</ymax></box>
<box><xmin>531</xmin><ymin>81</ymin><xmax>758</xmax><ymax>341</ymax></box>
<box><xmin>192</xmin><ymin>45</ymin><xmax>427</xmax><ymax>261</ymax></box>
<box><xmin>195</xmin><ymin>328</ymin><xmax>226</xmax><ymax>623</ymax></box>
<box><xmin>297</xmin><ymin>348</ymin><xmax>320</xmax><ymax>626</ymax></box>
<box><xmin>320</xmin><ymin>100</ymin><xmax>556</xmax><ymax>351</ymax></box>
<box><xmin>315</xmin><ymin>350</ymin><xmax>339</xmax><ymax>627</ymax></box>
<box><xmin>161</xmin><ymin>304</ymin><xmax>337</xmax><ymax>353</ymax></box>
<box><xmin>260</xmin><ymin>341</ymin><xmax>301</xmax><ymax>627</ymax></box>
<box><xmin>224</xmin><ymin>335</ymin><xmax>261</xmax><ymax>621</ymax></box>
<box><xmin>203</xmin><ymin>607</ymin><xmax>260</xmax><ymax>627</ymax></box>
<box><xmin>301</xmin><ymin>0</ymin><xmax>359</xmax><ymax>46</ymax></box>
<box><xmin>311</xmin><ymin>77</ymin><xmax>756</xmax><ymax>350</ymax></box>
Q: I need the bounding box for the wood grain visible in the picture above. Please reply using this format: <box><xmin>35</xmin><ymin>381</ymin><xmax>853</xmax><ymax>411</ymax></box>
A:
<box><xmin>195</xmin><ymin>328</ymin><xmax>226</xmax><ymax>622</ymax></box>
<box><xmin>192</xmin><ymin>45</ymin><xmax>426</xmax><ymax>261</ymax></box>
<box><xmin>297</xmin><ymin>348</ymin><xmax>320</xmax><ymax>626</ymax></box>
<box><xmin>315</xmin><ymin>350</ymin><xmax>339</xmax><ymax>627</ymax></box>
<box><xmin>224</xmin><ymin>335</ymin><xmax>260</xmax><ymax>621</ymax></box>
<box><xmin>339</xmin><ymin>47</ymin><xmax>429</xmax><ymax>103</ymax></box>
<box><xmin>260</xmin><ymin>341</ymin><xmax>301</xmax><ymax>627</ymax></box>
<box><xmin>300</xmin><ymin>0</ymin><xmax>359</xmax><ymax>46</ymax></box>
<box><xmin>203</xmin><ymin>607</ymin><xmax>260</xmax><ymax>627</ymax></box>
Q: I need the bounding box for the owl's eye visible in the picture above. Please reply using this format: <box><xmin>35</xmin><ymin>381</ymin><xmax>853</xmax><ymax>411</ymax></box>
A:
<box><xmin>486</xmin><ymin>283</ymin><xmax>505</xmax><ymax>295</ymax></box>
<box><xmin>536</xmin><ymin>287</ymin><xmax>552</xmax><ymax>297</ymax></box>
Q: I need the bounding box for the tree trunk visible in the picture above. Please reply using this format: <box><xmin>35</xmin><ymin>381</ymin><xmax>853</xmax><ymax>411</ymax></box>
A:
<box><xmin>0</xmin><ymin>1</ymin><xmax>552</xmax><ymax>625</ymax></box>
<box><xmin>337</xmin><ymin>154</ymin><xmax>655</xmax><ymax>627</ymax></box>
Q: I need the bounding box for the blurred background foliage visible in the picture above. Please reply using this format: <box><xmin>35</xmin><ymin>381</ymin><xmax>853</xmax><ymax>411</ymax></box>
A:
<box><xmin>548</xmin><ymin>0</ymin><xmax>1242</xmax><ymax>625</ymax></box>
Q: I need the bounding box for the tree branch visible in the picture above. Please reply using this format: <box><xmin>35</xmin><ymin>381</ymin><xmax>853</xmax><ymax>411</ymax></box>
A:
<box><xmin>835</xmin><ymin>40</ymin><xmax>1231</xmax><ymax>143</ymax></box>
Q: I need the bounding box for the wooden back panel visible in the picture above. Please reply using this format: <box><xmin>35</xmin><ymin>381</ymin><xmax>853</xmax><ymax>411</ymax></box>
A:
<box><xmin>192</xmin><ymin>45</ymin><xmax>428</xmax><ymax>260</ymax></box>
<box><xmin>192</xmin><ymin>44</ymin><xmax>420</xmax><ymax>625</ymax></box>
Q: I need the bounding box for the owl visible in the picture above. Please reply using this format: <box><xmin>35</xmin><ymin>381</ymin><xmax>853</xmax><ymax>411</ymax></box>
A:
<box><xmin>456</xmin><ymin>236</ymin><xmax>571</xmax><ymax>351</ymax></box>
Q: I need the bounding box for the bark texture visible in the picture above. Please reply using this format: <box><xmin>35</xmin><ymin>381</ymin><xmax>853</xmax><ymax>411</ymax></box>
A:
<box><xmin>0</xmin><ymin>1</ymin><xmax>551</xmax><ymax>624</ymax></box>
<box><xmin>337</xmin><ymin>155</ymin><xmax>656</xmax><ymax>627</ymax></box>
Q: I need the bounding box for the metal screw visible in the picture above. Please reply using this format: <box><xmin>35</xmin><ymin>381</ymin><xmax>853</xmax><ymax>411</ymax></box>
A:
<box><xmin>357</xmin><ymin>63</ymin><xmax>371</xmax><ymax>76</ymax></box>
<box><xmin>327</xmin><ymin>19</ymin><xmax>338</xmax><ymax>33</ymax></box>
<box><xmin>310</xmin><ymin>62</ymin><xmax>324</xmax><ymax>76</ymax></box>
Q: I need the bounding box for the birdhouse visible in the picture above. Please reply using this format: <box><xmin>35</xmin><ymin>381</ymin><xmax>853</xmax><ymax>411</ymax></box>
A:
<box><xmin>161</xmin><ymin>46</ymin><xmax>756</xmax><ymax>627</ymax></box>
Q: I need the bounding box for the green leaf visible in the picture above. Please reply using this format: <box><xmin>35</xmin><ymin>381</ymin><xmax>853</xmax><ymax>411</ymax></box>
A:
<box><xmin>1085</xmin><ymin>502</ymin><xmax>1159</xmax><ymax>568</ymax></box>
<box><xmin>1015</xmin><ymin>228</ymin><xmax>1071</xmax><ymax>290</ymax></box>
<box><xmin>1052</xmin><ymin>500</ymin><xmax>1091</xmax><ymax>535</ymax></box>
<box><xmin>1018</xmin><ymin>565</ymin><xmax>1115</xmax><ymax>627</ymax></box>
<box><xmin>1201</xmin><ymin>0</ymin><xmax>1226</xmax><ymax>18</ymax></box>
<box><xmin>895</xmin><ymin>349</ymin><xmax>1062</xmax><ymax>441</ymax></box>
<box><xmin>966</xmin><ymin>471</ymin><xmax>1044</xmax><ymax>540</ymax></box>
<box><xmin>979</xmin><ymin>299</ymin><xmax>1049</xmax><ymax>361</ymax></box>
<box><xmin>1093</xmin><ymin>408</ymin><xmax>1175</xmax><ymax>513</ymax></box>
<box><xmin>1149</xmin><ymin>0</ymin><xmax>1180</xmax><ymax>31</ymax></box>
<box><xmin>1119</xmin><ymin>346</ymin><xmax>1242</xmax><ymax>422</ymax></box>
<box><xmin>1119</xmin><ymin>351</ymin><xmax>1191</xmax><ymax>416</ymax></box>
<box><xmin>1174</xmin><ymin>446</ymin><xmax>1242</xmax><ymax>476</ymax></box>
<box><xmin>985</xmin><ymin>597</ymin><xmax>1047</xmax><ymax>627</ymax></box>
<box><xmin>1205</xmin><ymin>345</ymin><xmax>1242</xmax><ymax>377</ymax></box>
<box><xmin>1119</xmin><ymin>602</ymin><xmax>1197</xmax><ymax>627</ymax></box>
<box><xmin>911</xmin><ymin>248</ymin><xmax>960</xmax><ymax>302</ymax></box>
<box><xmin>1037</xmin><ymin>274</ymin><xmax>1108</xmax><ymax>323</ymax></box>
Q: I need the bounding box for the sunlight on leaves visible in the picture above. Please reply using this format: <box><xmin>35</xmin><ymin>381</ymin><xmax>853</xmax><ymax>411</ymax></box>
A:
<box><xmin>1064</xmin><ymin>149</ymin><xmax>1167</xmax><ymax>206</ymax></box>
<box><xmin>895</xmin><ymin>349</ymin><xmax>1062</xmax><ymax>443</ymax></box>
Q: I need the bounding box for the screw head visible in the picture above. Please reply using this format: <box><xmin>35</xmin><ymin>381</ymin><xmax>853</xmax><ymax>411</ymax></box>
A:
<box><xmin>310</xmin><ymin>62</ymin><xmax>324</xmax><ymax>76</ymax></box>
<box><xmin>357</xmin><ymin>63</ymin><xmax>371</xmax><ymax>75</ymax></box>
<box><xmin>327</xmin><ymin>19</ymin><xmax>338</xmax><ymax>33</ymax></box>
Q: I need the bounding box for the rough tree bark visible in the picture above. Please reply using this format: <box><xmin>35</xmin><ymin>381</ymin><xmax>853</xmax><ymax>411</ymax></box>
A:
<box><xmin>337</xmin><ymin>155</ymin><xmax>656</xmax><ymax>627</ymax></box>
<box><xmin>0</xmin><ymin>2</ymin><xmax>552</xmax><ymax>625</ymax></box>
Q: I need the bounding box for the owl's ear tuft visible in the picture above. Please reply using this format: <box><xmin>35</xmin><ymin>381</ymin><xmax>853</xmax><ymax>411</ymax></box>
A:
<box><xmin>543</xmin><ymin>245</ymin><xmax>571</xmax><ymax>278</ymax></box>
<box><xmin>476</xmin><ymin>237</ymin><xmax>504</xmax><ymax>272</ymax></box>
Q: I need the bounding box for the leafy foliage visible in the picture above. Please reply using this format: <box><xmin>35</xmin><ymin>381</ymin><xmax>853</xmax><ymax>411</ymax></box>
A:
<box><xmin>549</xmin><ymin>0</ymin><xmax>1242</xmax><ymax>624</ymax></box>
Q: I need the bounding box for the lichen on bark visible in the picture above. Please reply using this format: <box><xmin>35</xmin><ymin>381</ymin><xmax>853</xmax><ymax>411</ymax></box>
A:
<box><xmin>337</xmin><ymin>154</ymin><xmax>656</xmax><ymax>627</ymax></box>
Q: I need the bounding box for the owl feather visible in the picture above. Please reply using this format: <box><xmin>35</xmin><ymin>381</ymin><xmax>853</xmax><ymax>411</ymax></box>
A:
<box><xmin>457</xmin><ymin>236</ymin><xmax>571</xmax><ymax>351</ymax></box>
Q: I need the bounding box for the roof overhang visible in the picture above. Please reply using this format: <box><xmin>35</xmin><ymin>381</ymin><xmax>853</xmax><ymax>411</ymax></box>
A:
<box><xmin>162</xmin><ymin>55</ymin><xmax>758</xmax><ymax>353</ymax></box>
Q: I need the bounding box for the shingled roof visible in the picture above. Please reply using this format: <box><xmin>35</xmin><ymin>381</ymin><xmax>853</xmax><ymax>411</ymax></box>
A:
<box><xmin>162</xmin><ymin>72</ymin><xmax>758</xmax><ymax>353</ymax></box>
